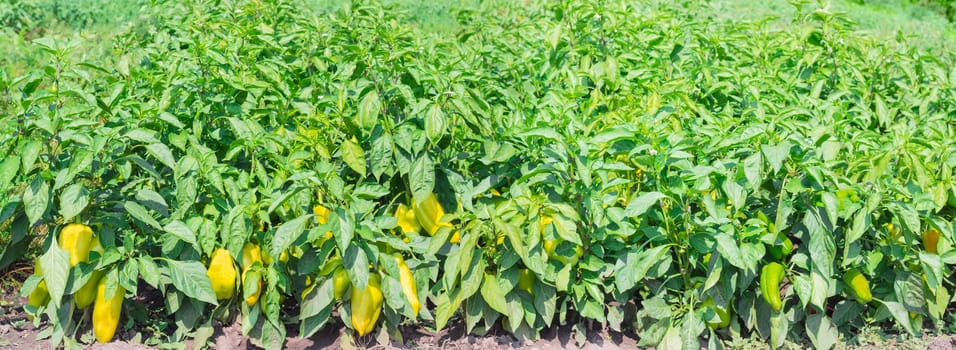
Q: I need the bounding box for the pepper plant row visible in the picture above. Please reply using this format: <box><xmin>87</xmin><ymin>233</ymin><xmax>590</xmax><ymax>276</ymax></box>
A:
<box><xmin>2</xmin><ymin>0</ymin><xmax>956</xmax><ymax>349</ymax></box>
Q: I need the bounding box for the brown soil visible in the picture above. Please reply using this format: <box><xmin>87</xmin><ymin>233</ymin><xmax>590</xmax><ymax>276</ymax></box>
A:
<box><xmin>927</xmin><ymin>337</ymin><xmax>956</xmax><ymax>350</ymax></box>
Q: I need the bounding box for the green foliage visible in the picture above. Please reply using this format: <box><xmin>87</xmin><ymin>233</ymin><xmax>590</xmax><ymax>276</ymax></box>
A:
<box><xmin>2</xmin><ymin>0</ymin><xmax>956</xmax><ymax>349</ymax></box>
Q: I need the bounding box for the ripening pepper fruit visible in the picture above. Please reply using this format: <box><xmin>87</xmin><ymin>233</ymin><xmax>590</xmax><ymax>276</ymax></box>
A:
<box><xmin>333</xmin><ymin>267</ymin><xmax>351</xmax><ymax>300</ymax></box>
<box><xmin>886</xmin><ymin>223</ymin><xmax>901</xmax><ymax>241</ymax></box>
<box><xmin>242</xmin><ymin>269</ymin><xmax>262</xmax><ymax>306</ymax></box>
<box><xmin>768</xmin><ymin>234</ymin><xmax>794</xmax><ymax>260</ymax></box>
<box><xmin>517</xmin><ymin>268</ymin><xmax>535</xmax><ymax>295</ymax></box>
<box><xmin>313</xmin><ymin>205</ymin><xmax>335</xmax><ymax>244</ymax></box>
<box><xmin>207</xmin><ymin>248</ymin><xmax>238</xmax><ymax>300</ymax></box>
<box><xmin>395</xmin><ymin>255</ymin><xmax>421</xmax><ymax>317</ymax></box>
<box><xmin>241</xmin><ymin>243</ymin><xmax>263</xmax><ymax>306</ymax></box>
<box><xmin>93</xmin><ymin>279</ymin><xmax>125</xmax><ymax>343</ymax></box>
<box><xmin>395</xmin><ymin>204</ymin><xmax>421</xmax><ymax>234</ymax></box>
<box><xmin>539</xmin><ymin>216</ymin><xmax>583</xmax><ymax>265</ymax></box>
<box><xmin>242</xmin><ymin>243</ymin><xmax>262</xmax><ymax>269</ymax></box>
<box><xmin>923</xmin><ymin>229</ymin><xmax>940</xmax><ymax>254</ymax></box>
<box><xmin>544</xmin><ymin>239</ymin><xmax>583</xmax><ymax>266</ymax></box>
<box><xmin>314</xmin><ymin>204</ymin><xmax>331</xmax><ymax>224</ymax></box>
<box><xmin>27</xmin><ymin>280</ymin><xmax>50</xmax><ymax>313</ymax></box>
<box><xmin>413</xmin><ymin>193</ymin><xmax>453</xmax><ymax>236</ymax></box>
<box><xmin>701</xmin><ymin>297</ymin><xmax>731</xmax><ymax>329</ymax></box>
<box><xmin>760</xmin><ymin>262</ymin><xmax>785</xmax><ymax>312</ymax></box>
<box><xmin>350</xmin><ymin>274</ymin><xmax>384</xmax><ymax>336</ymax></box>
<box><xmin>26</xmin><ymin>259</ymin><xmax>50</xmax><ymax>318</ymax></box>
<box><xmin>541</xmin><ymin>215</ymin><xmax>559</xmax><ymax>258</ymax></box>
<box><xmin>75</xmin><ymin>270</ymin><xmax>106</xmax><ymax>309</ymax></box>
<box><xmin>843</xmin><ymin>269</ymin><xmax>872</xmax><ymax>304</ymax></box>
<box><xmin>59</xmin><ymin>223</ymin><xmax>94</xmax><ymax>267</ymax></box>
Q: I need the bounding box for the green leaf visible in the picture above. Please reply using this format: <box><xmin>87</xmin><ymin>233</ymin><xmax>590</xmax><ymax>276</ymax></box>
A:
<box><xmin>271</xmin><ymin>214</ymin><xmax>311</xmax><ymax>261</ymax></box>
<box><xmin>343</xmin><ymin>245</ymin><xmax>369</xmax><ymax>290</ymax></box>
<box><xmin>121</xmin><ymin>259</ymin><xmax>140</xmax><ymax>292</ymax></box>
<box><xmin>715</xmin><ymin>232</ymin><xmax>746</xmax><ymax>271</ymax></box>
<box><xmin>157</xmin><ymin>112</ymin><xmax>185</xmax><ymax>129</ymax></box>
<box><xmin>300</xmin><ymin>278</ymin><xmax>333</xmax><ymax>320</ymax></box>
<box><xmin>138</xmin><ymin>257</ymin><xmax>161</xmax><ymax>288</ymax></box>
<box><xmin>743</xmin><ymin>151</ymin><xmax>762</xmax><ymax>190</ymax></box>
<box><xmin>368</xmin><ymin>128</ymin><xmax>393</xmax><ymax>180</ymax></box>
<box><xmin>882</xmin><ymin>301</ymin><xmax>916</xmax><ymax>336</ymax></box>
<box><xmin>615</xmin><ymin>245</ymin><xmax>669</xmax><ymax>293</ymax></box>
<box><xmin>357</xmin><ymin>91</ymin><xmax>380</xmax><ymax>131</ymax></box>
<box><xmin>480</xmin><ymin>273</ymin><xmax>509</xmax><ymax>315</ymax></box>
<box><xmin>39</xmin><ymin>240</ymin><xmax>71</xmax><ymax>304</ymax></box>
<box><xmin>125</xmin><ymin>201</ymin><xmax>162</xmax><ymax>230</ymax></box>
<box><xmin>551</xmin><ymin>212</ymin><xmax>582</xmax><ymax>246</ymax></box>
<box><xmin>623</xmin><ymin>192</ymin><xmax>667</xmax><ymax>217</ymax></box>
<box><xmin>410</xmin><ymin>154</ymin><xmax>435</xmax><ymax>204</ymax></box>
<box><xmin>136</xmin><ymin>189</ymin><xmax>170</xmax><ymax>217</ymax></box>
<box><xmin>762</xmin><ymin>142</ymin><xmax>791</xmax><ymax>174</ymax></box>
<box><xmin>165</xmin><ymin>259</ymin><xmax>218</xmax><ymax>305</ymax></box>
<box><xmin>845</xmin><ymin>207</ymin><xmax>870</xmax><ymax>246</ymax></box>
<box><xmin>424</xmin><ymin>103</ymin><xmax>446</xmax><ymax>144</ymax></box>
<box><xmin>55</xmin><ymin>150</ymin><xmax>94</xmax><ymax>191</ymax></box>
<box><xmin>146</xmin><ymin>143</ymin><xmax>177</xmax><ymax>170</ymax></box>
<box><xmin>341</xmin><ymin>138</ymin><xmax>366</xmax><ymax>178</ymax></box>
<box><xmin>59</xmin><ymin>184</ymin><xmax>88</xmax><ymax>222</ymax></box>
<box><xmin>681</xmin><ymin>308</ymin><xmax>706</xmax><ymax>350</ymax></box>
<box><xmin>23</xmin><ymin>176</ymin><xmax>49</xmax><ymax>226</ymax></box>
<box><xmin>772</xmin><ymin>310</ymin><xmax>791</xmax><ymax>349</ymax></box>
<box><xmin>243</xmin><ymin>269</ymin><xmax>262</xmax><ymax>302</ymax></box>
<box><xmin>20</xmin><ymin>140</ymin><xmax>42</xmax><ymax>175</ymax></box>
<box><xmin>434</xmin><ymin>288</ymin><xmax>462</xmax><ymax>331</ymax></box>
<box><xmin>805</xmin><ymin>208</ymin><xmax>836</xmax><ymax>280</ymax></box>
<box><xmin>805</xmin><ymin>313</ymin><xmax>837</xmax><ymax>350</ymax></box>
<box><xmin>658</xmin><ymin>325</ymin><xmax>682</xmax><ymax>350</ymax></box>
<box><xmin>0</xmin><ymin>156</ymin><xmax>20</xmax><ymax>187</ymax></box>
<box><xmin>164</xmin><ymin>220</ymin><xmax>199</xmax><ymax>250</ymax></box>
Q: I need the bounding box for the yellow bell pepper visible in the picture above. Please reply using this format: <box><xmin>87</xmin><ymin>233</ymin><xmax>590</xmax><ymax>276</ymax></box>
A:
<box><xmin>207</xmin><ymin>248</ymin><xmax>237</xmax><ymax>300</ymax></box>
<box><xmin>93</xmin><ymin>279</ymin><xmax>125</xmax><ymax>343</ymax></box>
<box><xmin>412</xmin><ymin>193</ymin><xmax>458</xmax><ymax>243</ymax></box>
<box><xmin>313</xmin><ymin>205</ymin><xmax>331</xmax><ymax>224</ymax></box>
<box><xmin>242</xmin><ymin>243</ymin><xmax>262</xmax><ymax>269</ymax></box>
<box><xmin>27</xmin><ymin>280</ymin><xmax>50</xmax><ymax>312</ymax></box>
<box><xmin>59</xmin><ymin>223</ymin><xmax>94</xmax><ymax>267</ymax></box>
<box><xmin>350</xmin><ymin>274</ymin><xmax>383</xmax><ymax>336</ymax></box>
<box><xmin>241</xmin><ymin>243</ymin><xmax>263</xmax><ymax>306</ymax></box>
<box><xmin>395</xmin><ymin>204</ymin><xmax>421</xmax><ymax>234</ymax></box>
<box><xmin>413</xmin><ymin>193</ymin><xmax>447</xmax><ymax>236</ymax></box>
<box><xmin>844</xmin><ymin>269</ymin><xmax>872</xmax><ymax>304</ymax></box>
<box><xmin>242</xmin><ymin>269</ymin><xmax>262</xmax><ymax>306</ymax></box>
<box><xmin>395</xmin><ymin>255</ymin><xmax>420</xmax><ymax>316</ymax></box>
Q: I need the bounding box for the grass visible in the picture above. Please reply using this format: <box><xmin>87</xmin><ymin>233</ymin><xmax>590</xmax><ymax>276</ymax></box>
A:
<box><xmin>0</xmin><ymin>0</ymin><xmax>146</xmax><ymax>77</ymax></box>
<box><xmin>308</xmin><ymin>0</ymin><xmax>480</xmax><ymax>34</ymax></box>
<box><xmin>2</xmin><ymin>0</ymin><xmax>952</xmax><ymax>78</ymax></box>
<box><xmin>708</xmin><ymin>0</ymin><xmax>956</xmax><ymax>51</ymax></box>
